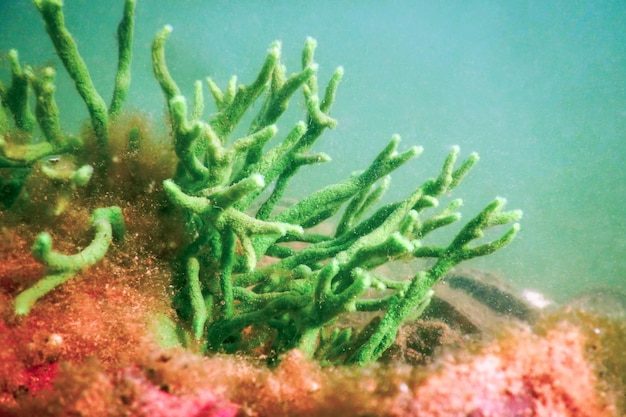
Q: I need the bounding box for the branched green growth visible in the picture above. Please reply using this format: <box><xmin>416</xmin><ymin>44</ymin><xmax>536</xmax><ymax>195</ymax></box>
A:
<box><xmin>0</xmin><ymin>51</ymin><xmax>81</xmax><ymax>169</ymax></box>
<box><xmin>32</xmin><ymin>0</ymin><xmax>134</xmax><ymax>152</ymax></box>
<box><xmin>1</xmin><ymin>3</ymin><xmax>136</xmax><ymax>311</ymax></box>
<box><xmin>1</xmin><ymin>50</ymin><xmax>36</xmax><ymax>134</ymax></box>
<box><xmin>3</xmin><ymin>1</ymin><xmax>522</xmax><ymax>367</ymax></box>
<box><xmin>0</xmin><ymin>0</ymin><xmax>135</xmax><ymax>203</ymax></box>
<box><xmin>13</xmin><ymin>207</ymin><xmax>125</xmax><ymax>315</ymax></box>
<box><xmin>33</xmin><ymin>0</ymin><xmax>109</xmax><ymax>155</ymax></box>
<box><xmin>153</xmin><ymin>26</ymin><xmax>521</xmax><ymax>364</ymax></box>
<box><xmin>348</xmin><ymin>198</ymin><xmax>521</xmax><ymax>365</ymax></box>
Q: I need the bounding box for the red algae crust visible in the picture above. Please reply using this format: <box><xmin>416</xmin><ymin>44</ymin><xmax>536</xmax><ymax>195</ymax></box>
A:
<box><xmin>409</xmin><ymin>324</ymin><xmax>614</xmax><ymax>417</ymax></box>
<box><xmin>0</xmin><ymin>225</ymin><xmax>619</xmax><ymax>417</ymax></box>
<box><xmin>1</xmin><ymin>315</ymin><xmax>617</xmax><ymax>416</ymax></box>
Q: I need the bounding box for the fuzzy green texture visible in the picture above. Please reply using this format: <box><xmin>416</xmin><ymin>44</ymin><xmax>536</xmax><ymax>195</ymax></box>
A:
<box><xmin>2</xmin><ymin>1</ymin><xmax>135</xmax><ymax>314</ymax></box>
<box><xmin>109</xmin><ymin>0</ymin><xmax>135</xmax><ymax>118</ymax></box>
<box><xmin>1</xmin><ymin>0</ymin><xmax>135</xmax><ymax>201</ymax></box>
<box><xmin>153</xmin><ymin>27</ymin><xmax>521</xmax><ymax>364</ymax></box>
<box><xmin>33</xmin><ymin>0</ymin><xmax>110</xmax><ymax>155</ymax></box>
<box><xmin>0</xmin><ymin>50</ymin><xmax>79</xmax><ymax>168</ymax></box>
<box><xmin>2</xmin><ymin>1</ymin><xmax>521</xmax><ymax>365</ymax></box>
<box><xmin>1</xmin><ymin>50</ymin><xmax>36</xmax><ymax>134</ymax></box>
<box><xmin>14</xmin><ymin>207</ymin><xmax>125</xmax><ymax>315</ymax></box>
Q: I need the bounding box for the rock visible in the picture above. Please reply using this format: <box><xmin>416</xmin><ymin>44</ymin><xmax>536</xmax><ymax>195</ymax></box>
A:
<box><xmin>421</xmin><ymin>269</ymin><xmax>542</xmax><ymax>337</ymax></box>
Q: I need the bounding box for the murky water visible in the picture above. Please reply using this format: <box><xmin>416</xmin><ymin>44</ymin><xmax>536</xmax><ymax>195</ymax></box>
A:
<box><xmin>1</xmin><ymin>0</ymin><xmax>624</xmax><ymax>302</ymax></box>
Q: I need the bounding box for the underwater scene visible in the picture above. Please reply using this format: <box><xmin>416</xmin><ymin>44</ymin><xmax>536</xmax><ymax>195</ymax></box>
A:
<box><xmin>0</xmin><ymin>1</ymin><xmax>624</xmax><ymax>416</ymax></box>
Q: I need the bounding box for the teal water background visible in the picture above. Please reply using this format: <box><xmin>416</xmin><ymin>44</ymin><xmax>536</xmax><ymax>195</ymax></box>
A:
<box><xmin>1</xmin><ymin>1</ymin><xmax>625</xmax><ymax>302</ymax></box>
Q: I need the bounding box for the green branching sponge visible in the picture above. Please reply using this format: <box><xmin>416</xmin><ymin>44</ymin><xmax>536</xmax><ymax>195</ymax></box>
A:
<box><xmin>0</xmin><ymin>50</ymin><xmax>81</xmax><ymax>168</ymax></box>
<box><xmin>1</xmin><ymin>0</ymin><xmax>135</xmax><ymax>316</ymax></box>
<box><xmin>3</xmin><ymin>0</ymin><xmax>521</xmax><ymax>367</ymax></box>
<box><xmin>14</xmin><ymin>206</ymin><xmax>125</xmax><ymax>315</ymax></box>
<box><xmin>1</xmin><ymin>0</ymin><xmax>135</xmax><ymax>201</ymax></box>
<box><xmin>153</xmin><ymin>24</ymin><xmax>522</xmax><ymax>365</ymax></box>
<box><xmin>32</xmin><ymin>0</ymin><xmax>135</xmax><ymax>173</ymax></box>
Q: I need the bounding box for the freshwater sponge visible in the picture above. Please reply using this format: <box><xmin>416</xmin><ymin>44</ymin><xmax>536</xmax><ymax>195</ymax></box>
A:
<box><xmin>1</xmin><ymin>0</ymin><xmax>521</xmax><ymax>366</ymax></box>
<box><xmin>152</xmin><ymin>28</ymin><xmax>522</xmax><ymax>364</ymax></box>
